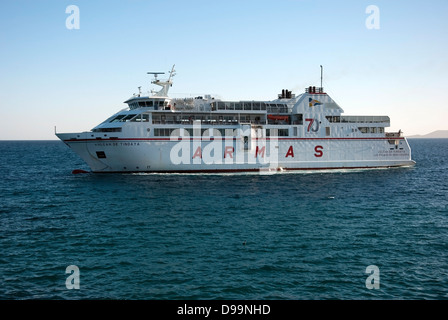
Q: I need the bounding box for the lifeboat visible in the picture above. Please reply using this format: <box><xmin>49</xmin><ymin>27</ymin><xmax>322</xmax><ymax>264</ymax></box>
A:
<box><xmin>267</xmin><ymin>114</ymin><xmax>289</xmax><ymax>121</ymax></box>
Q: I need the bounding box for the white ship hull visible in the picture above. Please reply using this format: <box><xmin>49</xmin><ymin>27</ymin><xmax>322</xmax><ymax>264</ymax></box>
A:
<box><xmin>57</xmin><ymin>132</ymin><xmax>415</xmax><ymax>173</ymax></box>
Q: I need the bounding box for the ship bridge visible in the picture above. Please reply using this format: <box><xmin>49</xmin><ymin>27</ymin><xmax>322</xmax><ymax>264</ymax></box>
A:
<box><xmin>124</xmin><ymin>96</ymin><xmax>168</xmax><ymax>110</ymax></box>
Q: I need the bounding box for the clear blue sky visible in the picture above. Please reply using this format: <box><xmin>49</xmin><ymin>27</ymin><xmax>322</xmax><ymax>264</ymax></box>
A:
<box><xmin>1</xmin><ymin>0</ymin><xmax>447</xmax><ymax>139</ymax></box>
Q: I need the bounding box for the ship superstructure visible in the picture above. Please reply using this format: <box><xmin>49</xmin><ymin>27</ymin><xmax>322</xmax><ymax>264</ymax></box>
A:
<box><xmin>56</xmin><ymin>65</ymin><xmax>415</xmax><ymax>173</ymax></box>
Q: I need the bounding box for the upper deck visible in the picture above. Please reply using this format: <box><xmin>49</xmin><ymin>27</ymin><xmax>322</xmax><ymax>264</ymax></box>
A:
<box><xmin>90</xmin><ymin>68</ymin><xmax>395</xmax><ymax>139</ymax></box>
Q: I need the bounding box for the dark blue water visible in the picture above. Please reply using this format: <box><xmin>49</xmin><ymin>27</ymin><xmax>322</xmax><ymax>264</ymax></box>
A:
<box><xmin>1</xmin><ymin>139</ymin><xmax>447</xmax><ymax>299</ymax></box>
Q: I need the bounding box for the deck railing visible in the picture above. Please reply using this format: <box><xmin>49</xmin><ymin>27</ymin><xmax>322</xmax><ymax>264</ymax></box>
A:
<box><xmin>340</xmin><ymin>115</ymin><xmax>390</xmax><ymax>123</ymax></box>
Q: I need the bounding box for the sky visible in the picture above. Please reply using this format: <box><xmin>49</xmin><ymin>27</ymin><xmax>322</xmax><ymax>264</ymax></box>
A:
<box><xmin>0</xmin><ymin>0</ymin><xmax>447</xmax><ymax>139</ymax></box>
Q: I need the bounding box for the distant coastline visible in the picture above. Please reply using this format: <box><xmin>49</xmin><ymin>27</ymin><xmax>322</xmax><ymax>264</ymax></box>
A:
<box><xmin>407</xmin><ymin>130</ymin><xmax>448</xmax><ymax>139</ymax></box>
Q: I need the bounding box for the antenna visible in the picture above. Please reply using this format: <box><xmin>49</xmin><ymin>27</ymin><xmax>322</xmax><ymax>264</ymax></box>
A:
<box><xmin>146</xmin><ymin>65</ymin><xmax>176</xmax><ymax>97</ymax></box>
<box><xmin>147</xmin><ymin>71</ymin><xmax>165</xmax><ymax>82</ymax></box>
<box><xmin>320</xmin><ymin>65</ymin><xmax>323</xmax><ymax>89</ymax></box>
<box><xmin>168</xmin><ymin>64</ymin><xmax>176</xmax><ymax>82</ymax></box>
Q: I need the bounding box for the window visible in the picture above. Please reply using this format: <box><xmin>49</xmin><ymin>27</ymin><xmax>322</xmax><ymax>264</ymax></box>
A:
<box><xmin>152</xmin><ymin>115</ymin><xmax>161</xmax><ymax>124</ymax></box>
<box><xmin>358</xmin><ymin>127</ymin><xmax>368</xmax><ymax>133</ymax></box>
<box><xmin>243</xmin><ymin>136</ymin><xmax>249</xmax><ymax>150</ymax></box>
<box><xmin>326</xmin><ymin>127</ymin><xmax>331</xmax><ymax>136</ymax></box>
<box><xmin>96</xmin><ymin>151</ymin><xmax>106</xmax><ymax>159</ymax></box>
<box><xmin>93</xmin><ymin>128</ymin><xmax>122</xmax><ymax>133</ymax></box>
<box><xmin>266</xmin><ymin>129</ymin><xmax>288</xmax><ymax>136</ymax></box>
<box><xmin>130</xmin><ymin>115</ymin><xmax>141</xmax><ymax>122</ymax></box>
<box><xmin>294</xmin><ymin>114</ymin><xmax>303</xmax><ymax>125</ymax></box>
<box><xmin>293</xmin><ymin>127</ymin><xmax>298</xmax><ymax>136</ymax></box>
<box><xmin>109</xmin><ymin>115</ymin><xmax>126</xmax><ymax>123</ymax></box>
<box><xmin>130</xmin><ymin>114</ymin><xmax>150</xmax><ymax>122</ymax></box>
<box><xmin>154</xmin><ymin>128</ymin><xmax>175</xmax><ymax>136</ymax></box>
<box><xmin>136</xmin><ymin>101</ymin><xmax>154</xmax><ymax>107</ymax></box>
<box><xmin>120</xmin><ymin>114</ymin><xmax>137</xmax><ymax>122</ymax></box>
<box><xmin>326</xmin><ymin>116</ymin><xmax>341</xmax><ymax>123</ymax></box>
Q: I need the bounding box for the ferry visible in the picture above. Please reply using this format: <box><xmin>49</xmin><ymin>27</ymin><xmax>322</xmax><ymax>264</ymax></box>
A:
<box><xmin>56</xmin><ymin>65</ymin><xmax>415</xmax><ymax>173</ymax></box>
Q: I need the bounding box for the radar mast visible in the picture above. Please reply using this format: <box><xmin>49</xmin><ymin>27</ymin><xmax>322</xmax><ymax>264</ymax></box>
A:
<box><xmin>148</xmin><ymin>64</ymin><xmax>176</xmax><ymax>97</ymax></box>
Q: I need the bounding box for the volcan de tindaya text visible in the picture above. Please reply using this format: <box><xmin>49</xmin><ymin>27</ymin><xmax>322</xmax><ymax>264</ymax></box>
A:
<box><xmin>56</xmin><ymin>66</ymin><xmax>415</xmax><ymax>173</ymax></box>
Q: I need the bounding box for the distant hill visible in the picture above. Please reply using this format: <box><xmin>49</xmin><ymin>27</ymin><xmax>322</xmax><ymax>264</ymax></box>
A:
<box><xmin>407</xmin><ymin>130</ymin><xmax>448</xmax><ymax>139</ymax></box>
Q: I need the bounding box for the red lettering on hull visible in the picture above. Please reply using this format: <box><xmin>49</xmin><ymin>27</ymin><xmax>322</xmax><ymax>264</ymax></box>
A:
<box><xmin>224</xmin><ymin>146</ymin><xmax>234</xmax><ymax>158</ymax></box>
<box><xmin>314</xmin><ymin>145</ymin><xmax>324</xmax><ymax>157</ymax></box>
<box><xmin>285</xmin><ymin>146</ymin><xmax>294</xmax><ymax>158</ymax></box>
<box><xmin>192</xmin><ymin>146</ymin><xmax>202</xmax><ymax>159</ymax></box>
<box><xmin>255</xmin><ymin>146</ymin><xmax>265</xmax><ymax>158</ymax></box>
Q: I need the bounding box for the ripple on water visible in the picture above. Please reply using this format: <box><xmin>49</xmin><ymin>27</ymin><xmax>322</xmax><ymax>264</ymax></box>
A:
<box><xmin>0</xmin><ymin>140</ymin><xmax>448</xmax><ymax>299</ymax></box>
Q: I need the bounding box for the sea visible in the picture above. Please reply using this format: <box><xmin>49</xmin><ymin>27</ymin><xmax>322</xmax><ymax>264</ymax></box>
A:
<box><xmin>0</xmin><ymin>139</ymin><xmax>447</xmax><ymax>300</ymax></box>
